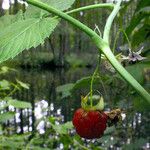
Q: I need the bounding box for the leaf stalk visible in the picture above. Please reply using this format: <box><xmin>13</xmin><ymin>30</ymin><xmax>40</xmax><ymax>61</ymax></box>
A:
<box><xmin>27</xmin><ymin>0</ymin><xmax>150</xmax><ymax>103</ymax></box>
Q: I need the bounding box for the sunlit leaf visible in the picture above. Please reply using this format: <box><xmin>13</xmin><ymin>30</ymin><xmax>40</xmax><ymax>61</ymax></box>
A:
<box><xmin>0</xmin><ymin>79</ymin><xmax>10</xmax><ymax>90</ymax></box>
<box><xmin>16</xmin><ymin>79</ymin><xmax>30</xmax><ymax>89</ymax></box>
<box><xmin>0</xmin><ymin>66</ymin><xmax>16</xmax><ymax>74</ymax></box>
<box><xmin>0</xmin><ymin>17</ymin><xmax>59</xmax><ymax>63</ymax></box>
<box><xmin>0</xmin><ymin>10</ymin><xmax>24</xmax><ymax>29</ymax></box>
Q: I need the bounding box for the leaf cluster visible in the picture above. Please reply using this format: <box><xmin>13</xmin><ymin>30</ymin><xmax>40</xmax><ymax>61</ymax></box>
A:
<box><xmin>0</xmin><ymin>0</ymin><xmax>76</xmax><ymax>63</ymax></box>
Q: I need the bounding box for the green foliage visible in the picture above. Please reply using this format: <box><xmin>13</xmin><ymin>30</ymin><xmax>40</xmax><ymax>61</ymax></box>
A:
<box><xmin>0</xmin><ymin>0</ymin><xmax>76</xmax><ymax>64</ymax></box>
<box><xmin>133</xmin><ymin>95</ymin><xmax>150</xmax><ymax>112</ymax></box>
<box><xmin>65</xmin><ymin>53</ymin><xmax>86</xmax><ymax>68</ymax></box>
<box><xmin>73</xmin><ymin>76</ymin><xmax>101</xmax><ymax>90</ymax></box>
<box><xmin>126</xmin><ymin>61</ymin><xmax>150</xmax><ymax>84</ymax></box>
<box><xmin>0</xmin><ymin>80</ymin><xmax>11</xmax><ymax>90</ymax></box>
<box><xmin>125</xmin><ymin>0</ymin><xmax>150</xmax><ymax>48</ymax></box>
<box><xmin>8</xmin><ymin>99</ymin><xmax>32</xmax><ymax>109</ymax></box>
<box><xmin>0</xmin><ymin>66</ymin><xmax>16</xmax><ymax>74</ymax></box>
<box><xmin>50</xmin><ymin>120</ymin><xmax>73</xmax><ymax>134</ymax></box>
<box><xmin>56</xmin><ymin>83</ymin><xmax>74</xmax><ymax>98</ymax></box>
<box><xmin>0</xmin><ymin>112</ymin><xmax>15</xmax><ymax>123</ymax></box>
<box><xmin>0</xmin><ymin>17</ymin><xmax>59</xmax><ymax>63</ymax></box>
<box><xmin>56</xmin><ymin>76</ymin><xmax>101</xmax><ymax>98</ymax></box>
<box><xmin>16</xmin><ymin>79</ymin><xmax>30</xmax><ymax>89</ymax></box>
<box><xmin>0</xmin><ymin>1</ymin><xmax>149</xmax><ymax>149</ymax></box>
<box><xmin>0</xmin><ymin>134</ymin><xmax>29</xmax><ymax>150</ymax></box>
<box><xmin>123</xmin><ymin>138</ymin><xmax>147</xmax><ymax>150</ymax></box>
<box><xmin>0</xmin><ymin>10</ymin><xmax>24</xmax><ymax>29</ymax></box>
<box><xmin>0</xmin><ymin>66</ymin><xmax>31</xmax><ymax>123</ymax></box>
<box><xmin>25</xmin><ymin>0</ymin><xmax>76</xmax><ymax>18</ymax></box>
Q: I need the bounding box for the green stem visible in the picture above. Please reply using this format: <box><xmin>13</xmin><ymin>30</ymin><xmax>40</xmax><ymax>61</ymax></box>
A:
<box><xmin>112</xmin><ymin>28</ymin><xmax>131</xmax><ymax>54</ymax></box>
<box><xmin>103</xmin><ymin>0</ymin><xmax>122</xmax><ymax>44</ymax></box>
<box><xmin>90</xmin><ymin>54</ymin><xmax>101</xmax><ymax>106</ymax></box>
<box><xmin>27</xmin><ymin>0</ymin><xmax>103</xmax><ymax>41</ymax></box>
<box><xmin>45</xmin><ymin>3</ymin><xmax>114</xmax><ymax>18</ymax></box>
<box><xmin>67</xmin><ymin>3</ymin><xmax>114</xmax><ymax>14</ymax></box>
<box><xmin>112</xmin><ymin>30</ymin><xmax>120</xmax><ymax>53</ymax></box>
<box><xmin>27</xmin><ymin>0</ymin><xmax>150</xmax><ymax>103</ymax></box>
<box><xmin>120</xmin><ymin>28</ymin><xmax>131</xmax><ymax>49</ymax></box>
<box><xmin>94</xmin><ymin>37</ymin><xmax>150</xmax><ymax>102</ymax></box>
<box><xmin>6</xmin><ymin>85</ymin><xmax>18</xmax><ymax>97</ymax></box>
<box><xmin>90</xmin><ymin>64</ymin><xmax>99</xmax><ymax>107</ymax></box>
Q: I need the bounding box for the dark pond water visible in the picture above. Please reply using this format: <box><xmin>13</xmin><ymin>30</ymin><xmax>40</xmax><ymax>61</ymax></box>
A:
<box><xmin>1</xmin><ymin>67</ymin><xmax>150</xmax><ymax>149</ymax></box>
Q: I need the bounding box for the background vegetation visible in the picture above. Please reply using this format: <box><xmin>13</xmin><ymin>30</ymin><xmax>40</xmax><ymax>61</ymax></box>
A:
<box><xmin>0</xmin><ymin>0</ymin><xmax>149</xmax><ymax>149</ymax></box>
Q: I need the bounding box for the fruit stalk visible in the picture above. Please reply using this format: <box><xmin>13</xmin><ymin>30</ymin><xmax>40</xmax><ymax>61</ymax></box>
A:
<box><xmin>27</xmin><ymin>0</ymin><xmax>150</xmax><ymax>103</ymax></box>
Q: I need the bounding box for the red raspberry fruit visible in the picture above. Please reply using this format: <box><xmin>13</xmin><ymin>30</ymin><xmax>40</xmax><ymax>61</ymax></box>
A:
<box><xmin>72</xmin><ymin>108</ymin><xmax>108</xmax><ymax>139</ymax></box>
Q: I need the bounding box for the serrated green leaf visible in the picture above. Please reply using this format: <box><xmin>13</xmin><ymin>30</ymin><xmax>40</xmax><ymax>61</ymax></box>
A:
<box><xmin>0</xmin><ymin>112</ymin><xmax>15</xmax><ymax>123</ymax></box>
<box><xmin>25</xmin><ymin>0</ymin><xmax>76</xmax><ymax>18</ymax></box>
<box><xmin>45</xmin><ymin>0</ymin><xmax>75</xmax><ymax>11</ymax></box>
<box><xmin>0</xmin><ymin>10</ymin><xmax>24</xmax><ymax>29</ymax></box>
<box><xmin>0</xmin><ymin>17</ymin><xmax>59</xmax><ymax>63</ymax></box>
<box><xmin>8</xmin><ymin>99</ymin><xmax>32</xmax><ymax>109</ymax></box>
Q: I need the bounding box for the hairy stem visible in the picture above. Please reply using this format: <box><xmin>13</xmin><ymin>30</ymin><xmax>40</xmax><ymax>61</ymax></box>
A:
<box><xmin>27</xmin><ymin>0</ymin><xmax>150</xmax><ymax>103</ymax></box>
